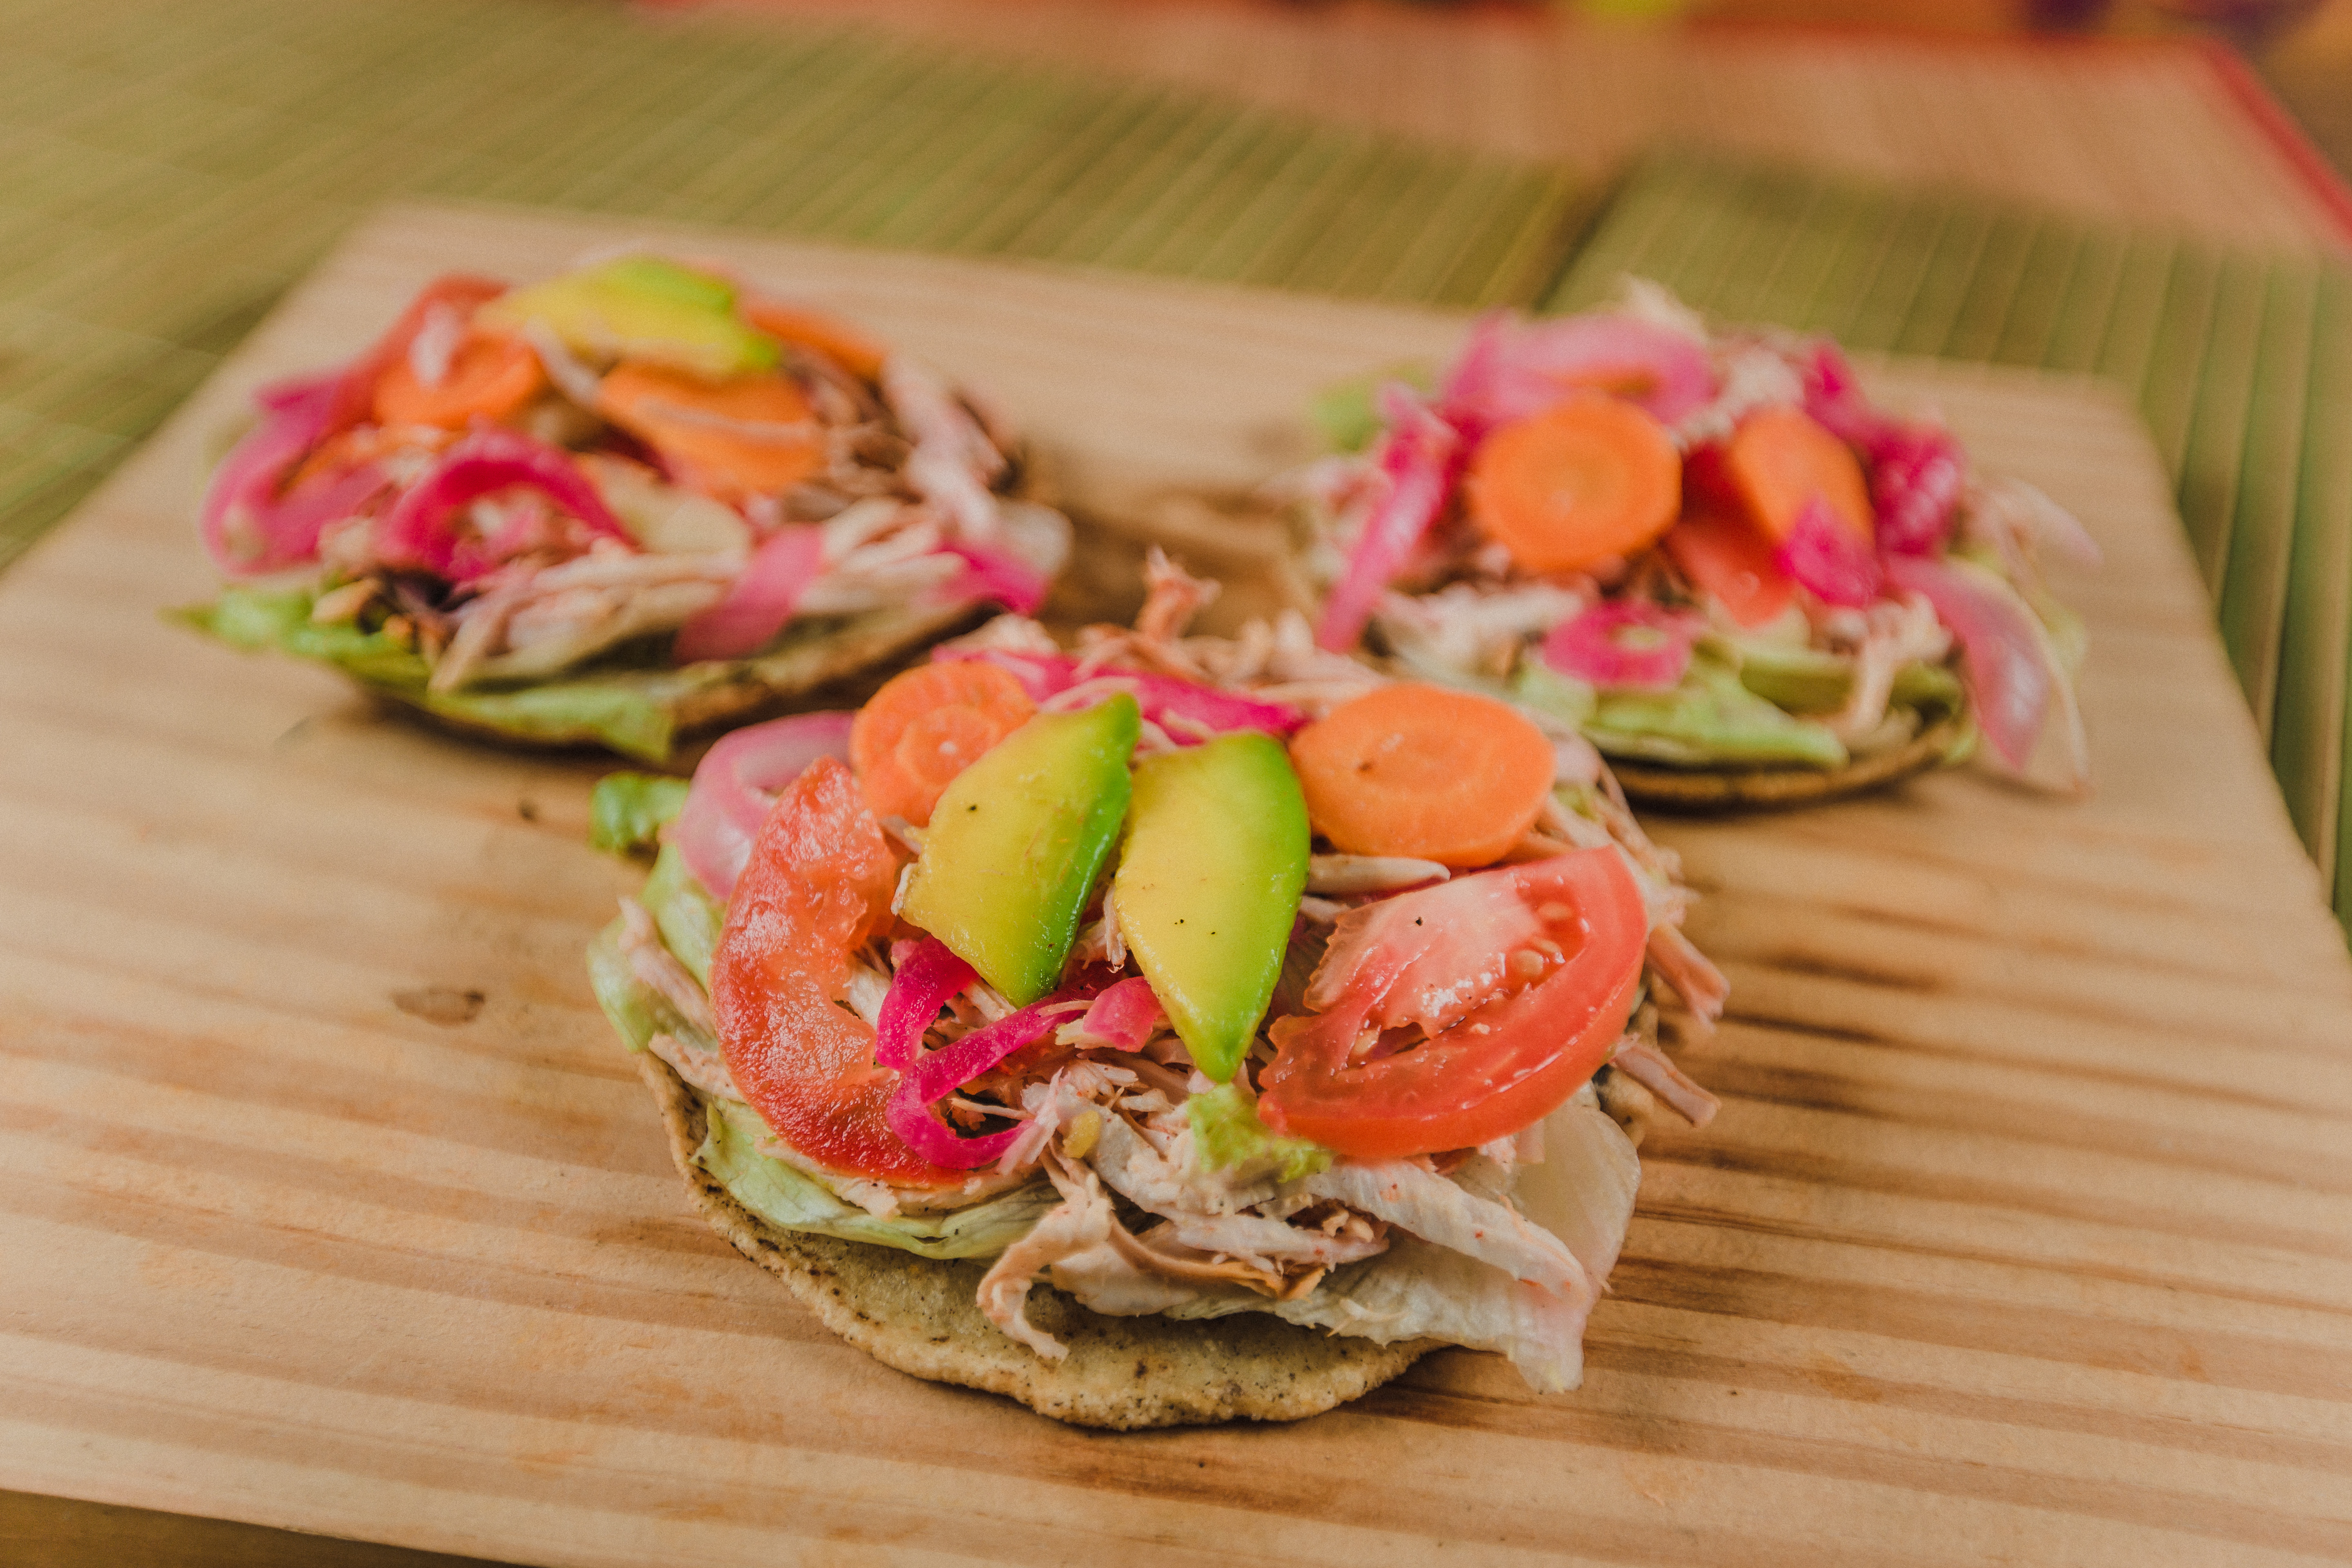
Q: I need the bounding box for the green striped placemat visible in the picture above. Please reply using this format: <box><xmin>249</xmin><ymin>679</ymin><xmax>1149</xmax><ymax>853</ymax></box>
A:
<box><xmin>1550</xmin><ymin>148</ymin><xmax>2352</xmax><ymax>929</ymax></box>
<box><xmin>0</xmin><ymin>0</ymin><xmax>1592</xmax><ymax>575</ymax></box>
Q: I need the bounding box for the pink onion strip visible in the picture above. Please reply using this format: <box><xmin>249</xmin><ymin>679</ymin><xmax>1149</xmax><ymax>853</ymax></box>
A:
<box><xmin>200</xmin><ymin>373</ymin><xmax>344</xmax><ymax>575</ymax></box>
<box><xmin>884</xmin><ymin>982</ymin><xmax>1102</xmax><ymax>1169</ymax></box>
<box><xmin>374</xmin><ymin>427</ymin><xmax>633</xmax><ymax>581</ymax></box>
<box><xmin>673</xmin><ymin>524</ymin><xmax>823</xmax><ymax>663</ymax></box>
<box><xmin>1442</xmin><ymin>311</ymin><xmax>1715</xmax><ymax>433</ymax></box>
<box><xmin>934</xmin><ymin>648</ymin><xmax>1305</xmax><ymax>739</ymax></box>
<box><xmin>1065</xmin><ymin>977</ymin><xmax>1165</xmax><ymax>1051</ymax></box>
<box><xmin>934</xmin><ymin>539</ymin><xmax>1049</xmax><ymax>615</ymax></box>
<box><xmin>1883</xmin><ymin>553</ymin><xmax>2069</xmax><ymax>777</ymax></box>
<box><xmin>1314</xmin><ymin>386</ymin><xmax>1459</xmax><ymax>653</ymax></box>
<box><xmin>1541</xmin><ymin>601</ymin><xmax>1702</xmax><ymax>691</ymax></box>
<box><xmin>672</xmin><ymin>711</ymin><xmax>856</xmax><ymax>900</ymax></box>
<box><xmin>1775</xmin><ymin>496</ymin><xmax>1883</xmax><ymax>608</ymax></box>
<box><xmin>875</xmin><ymin>938</ymin><xmax>976</xmax><ymax>1073</ymax></box>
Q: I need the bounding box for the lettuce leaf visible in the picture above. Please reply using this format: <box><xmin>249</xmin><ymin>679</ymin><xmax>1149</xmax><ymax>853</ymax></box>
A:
<box><xmin>590</xmin><ymin>773</ymin><xmax>690</xmax><ymax>855</ymax></box>
<box><xmin>640</xmin><ymin>843</ymin><xmax>723</xmax><ymax>989</ymax></box>
<box><xmin>1585</xmin><ymin>656</ymin><xmax>1851</xmax><ymax>768</ymax></box>
<box><xmin>697</xmin><ymin>1098</ymin><xmax>1058</xmax><ymax>1261</ymax></box>
<box><xmin>586</xmin><ymin>905</ymin><xmax>1057</xmax><ymax>1261</ymax></box>
<box><xmin>1312</xmin><ymin>362</ymin><xmax>1438</xmax><ymax>454</ymax></box>
<box><xmin>1186</xmin><ymin>1082</ymin><xmax>1331</xmax><ymax>1185</ymax></box>
<box><xmin>178</xmin><ymin>584</ymin><xmax>959</xmax><ymax>765</ymax></box>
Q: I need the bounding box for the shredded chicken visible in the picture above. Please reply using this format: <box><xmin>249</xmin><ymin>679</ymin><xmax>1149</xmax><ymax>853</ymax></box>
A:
<box><xmin>617</xmin><ymin>899</ymin><xmax>717</xmax><ymax>1039</ymax></box>
<box><xmin>1136</xmin><ymin>546</ymin><xmax>1219</xmax><ymax>642</ymax></box>
<box><xmin>1610</xmin><ymin>1037</ymin><xmax>1720</xmax><ymax>1129</ymax></box>
<box><xmin>1305</xmin><ymin>854</ymin><xmax>1450</xmax><ymax>895</ymax></box>
<box><xmin>881</xmin><ymin>355</ymin><xmax>1002</xmax><ymax>540</ymax></box>
<box><xmin>1646</xmin><ymin>922</ymin><xmax>1728</xmax><ymax>1025</ymax></box>
<box><xmin>974</xmin><ymin>1152</ymin><xmax>1114</xmax><ymax>1359</ymax></box>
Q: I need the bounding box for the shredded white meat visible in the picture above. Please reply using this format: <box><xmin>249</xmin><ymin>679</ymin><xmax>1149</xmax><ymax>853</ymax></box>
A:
<box><xmin>974</xmin><ymin>1152</ymin><xmax>1114</xmax><ymax>1360</ymax></box>
<box><xmin>1611</xmin><ymin>1038</ymin><xmax>1721</xmax><ymax>1128</ymax></box>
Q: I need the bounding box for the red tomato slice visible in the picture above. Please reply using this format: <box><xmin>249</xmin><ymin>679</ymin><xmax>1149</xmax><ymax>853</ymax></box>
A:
<box><xmin>1257</xmin><ymin>847</ymin><xmax>1646</xmax><ymax>1159</ymax></box>
<box><xmin>1663</xmin><ymin>503</ymin><xmax>1792</xmax><ymax>629</ymax></box>
<box><xmin>710</xmin><ymin>756</ymin><xmax>965</xmax><ymax>1188</ymax></box>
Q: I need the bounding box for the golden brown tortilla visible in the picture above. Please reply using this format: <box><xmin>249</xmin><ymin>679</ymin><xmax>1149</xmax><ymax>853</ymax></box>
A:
<box><xmin>637</xmin><ymin>1053</ymin><xmax>1433</xmax><ymax>1430</ymax></box>
<box><xmin>1609</xmin><ymin>711</ymin><xmax>1969</xmax><ymax>811</ymax></box>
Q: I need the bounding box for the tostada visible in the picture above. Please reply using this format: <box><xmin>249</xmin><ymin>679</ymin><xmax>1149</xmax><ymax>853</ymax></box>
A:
<box><xmin>181</xmin><ymin>254</ymin><xmax>1068</xmax><ymax>764</ymax></box>
<box><xmin>1294</xmin><ymin>284</ymin><xmax>2095</xmax><ymax>808</ymax></box>
<box><xmin>588</xmin><ymin>555</ymin><xmax>1722</xmax><ymax>1428</ymax></box>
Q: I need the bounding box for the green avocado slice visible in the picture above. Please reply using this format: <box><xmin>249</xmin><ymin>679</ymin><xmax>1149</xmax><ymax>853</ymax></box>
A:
<box><xmin>900</xmin><ymin>695</ymin><xmax>1140</xmax><ymax>1006</ymax></box>
<box><xmin>1111</xmin><ymin>733</ymin><xmax>1310</xmax><ymax>1083</ymax></box>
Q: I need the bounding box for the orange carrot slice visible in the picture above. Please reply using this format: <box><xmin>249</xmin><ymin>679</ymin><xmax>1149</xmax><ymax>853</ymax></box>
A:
<box><xmin>372</xmin><ymin>330</ymin><xmax>545</xmax><ymax>430</ymax></box>
<box><xmin>852</xmin><ymin>661</ymin><xmax>1040</xmax><ymax>828</ymax></box>
<box><xmin>741</xmin><ymin>298</ymin><xmax>889</xmax><ymax>382</ymax></box>
<box><xmin>1464</xmin><ymin>394</ymin><xmax>1681</xmax><ymax>574</ymax></box>
<box><xmin>1287</xmin><ymin>683</ymin><xmax>1556</xmax><ymax>868</ymax></box>
<box><xmin>1722</xmin><ymin>404</ymin><xmax>1872</xmax><ymax>541</ymax></box>
<box><xmin>1663</xmin><ymin>502</ymin><xmax>1793</xmax><ymax>628</ymax></box>
<box><xmin>599</xmin><ymin>363</ymin><xmax>826</xmax><ymax>502</ymax></box>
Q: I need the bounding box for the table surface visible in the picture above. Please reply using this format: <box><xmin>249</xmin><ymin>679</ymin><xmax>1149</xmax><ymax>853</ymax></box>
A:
<box><xmin>3</xmin><ymin>200</ymin><xmax>2350</xmax><ymax>1566</ymax></box>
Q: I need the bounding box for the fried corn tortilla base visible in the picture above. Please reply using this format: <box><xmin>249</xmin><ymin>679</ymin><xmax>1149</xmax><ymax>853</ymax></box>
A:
<box><xmin>636</xmin><ymin>1053</ymin><xmax>1433</xmax><ymax>1430</ymax></box>
<box><xmin>1610</xmin><ymin>711</ymin><xmax>1968</xmax><ymax>811</ymax></box>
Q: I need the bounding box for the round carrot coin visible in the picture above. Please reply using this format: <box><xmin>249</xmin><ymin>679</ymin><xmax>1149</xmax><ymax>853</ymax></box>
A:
<box><xmin>1465</xmin><ymin>394</ymin><xmax>1681</xmax><ymax>574</ymax></box>
<box><xmin>851</xmin><ymin>661</ymin><xmax>1039</xmax><ymax>827</ymax></box>
<box><xmin>1287</xmin><ymin>682</ymin><xmax>1556</xmax><ymax>868</ymax></box>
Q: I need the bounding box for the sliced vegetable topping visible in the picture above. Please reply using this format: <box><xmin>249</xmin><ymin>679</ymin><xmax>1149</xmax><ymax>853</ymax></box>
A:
<box><xmin>874</xmin><ymin>937</ymin><xmax>976</xmax><ymax>1071</ymax></box>
<box><xmin>935</xmin><ymin>648</ymin><xmax>1304</xmax><ymax>739</ymax></box>
<box><xmin>1722</xmin><ymin>404</ymin><xmax>1872</xmax><ymax>541</ymax></box>
<box><xmin>372</xmin><ymin>426</ymin><xmax>634</xmax><ymax>581</ymax></box>
<box><xmin>1540</xmin><ymin>601</ymin><xmax>1702</xmax><ymax>692</ymax></box>
<box><xmin>1662</xmin><ymin>504</ymin><xmax>1792</xmax><ymax>629</ymax></box>
<box><xmin>1111</xmin><ymin>733</ymin><xmax>1311</xmax><ymax>1083</ymax></box>
<box><xmin>1773</xmin><ymin>496</ymin><xmax>1883</xmax><ymax>609</ymax></box>
<box><xmin>598</xmin><ymin>364</ymin><xmax>825</xmax><ymax>502</ymax></box>
<box><xmin>1441</xmin><ymin>311</ymin><xmax>1714</xmax><ymax>432</ymax></box>
<box><xmin>740</xmin><ymin>297</ymin><xmax>889</xmax><ymax>381</ymax></box>
<box><xmin>1258</xmin><ymin>847</ymin><xmax>1646</xmax><ymax>1159</ymax></box>
<box><xmin>899</xmin><ymin>696</ymin><xmax>1140</xmax><ymax>1006</ymax></box>
<box><xmin>673</xmin><ymin>710</ymin><xmax>855</xmax><ymax>900</ymax></box>
<box><xmin>712</xmin><ymin>756</ymin><xmax>963</xmax><ymax>1187</ymax></box>
<box><xmin>884</xmin><ymin>983</ymin><xmax>1099</xmax><ymax>1170</ymax></box>
<box><xmin>1314</xmin><ymin>388</ymin><xmax>1460</xmax><ymax>653</ymax></box>
<box><xmin>1465</xmin><ymin>394</ymin><xmax>1681</xmax><ymax>574</ymax></box>
<box><xmin>1288</xmin><ymin>683</ymin><xmax>1554</xmax><ymax>868</ymax></box>
<box><xmin>372</xmin><ymin>329</ymin><xmax>543</xmax><ymax>430</ymax></box>
<box><xmin>670</xmin><ymin>523</ymin><xmax>824</xmax><ymax>664</ymax></box>
<box><xmin>851</xmin><ymin>659</ymin><xmax>1038</xmax><ymax>827</ymax></box>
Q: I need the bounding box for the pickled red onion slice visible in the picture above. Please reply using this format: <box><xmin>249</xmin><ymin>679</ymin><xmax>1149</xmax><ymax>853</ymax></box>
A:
<box><xmin>673</xmin><ymin>525</ymin><xmax>822</xmax><ymax>664</ymax></box>
<box><xmin>1314</xmin><ymin>386</ymin><xmax>1459</xmax><ymax>654</ymax></box>
<box><xmin>884</xmin><ymin>984</ymin><xmax>1100</xmax><ymax>1170</ymax></box>
<box><xmin>933</xmin><ymin>649</ymin><xmax>1304</xmax><ymax>739</ymax></box>
<box><xmin>1775</xmin><ymin>497</ymin><xmax>1884</xmax><ymax>608</ymax></box>
<box><xmin>1540</xmin><ymin>601</ymin><xmax>1701</xmax><ymax>691</ymax></box>
<box><xmin>935</xmin><ymin>539</ymin><xmax>1049</xmax><ymax>615</ymax></box>
<box><xmin>1442</xmin><ymin>311</ymin><xmax>1715</xmax><ymax>433</ymax></box>
<box><xmin>875</xmin><ymin>938</ymin><xmax>976</xmax><ymax>1072</ymax></box>
<box><xmin>374</xmin><ymin>426</ymin><xmax>632</xmax><ymax>581</ymax></box>
<box><xmin>673</xmin><ymin>710</ymin><xmax>856</xmax><ymax>900</ymax></box>
<box><xmin>200</xmin><ymin>373</ymin><xmax>344</xmax><ymax>575</ymax></box>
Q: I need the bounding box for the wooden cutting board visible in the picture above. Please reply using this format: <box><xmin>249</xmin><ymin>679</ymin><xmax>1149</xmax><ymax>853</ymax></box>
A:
<box><xmin>3</xmin><ymin>202</ymin><xmax>2349</xmax><ymax>1568</ymax></box>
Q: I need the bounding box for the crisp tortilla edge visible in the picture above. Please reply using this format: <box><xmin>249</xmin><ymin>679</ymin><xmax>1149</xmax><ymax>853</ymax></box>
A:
<box><xmin>635</xmin><ymin>1051</ymin><xmax>1435</xmax><ymax>1430</ymax></box>
<box><xmin>1609</xmin><ymin>710</ymin><xmax>1969</xmax><ymax>811</ymax></box>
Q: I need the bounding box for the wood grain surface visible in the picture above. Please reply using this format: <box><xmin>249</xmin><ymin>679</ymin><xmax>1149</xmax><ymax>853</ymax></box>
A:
<box><xmin>3</xmin><ymin>202</ymin><xmax>2350</xmax><ymax>1566</ymax></box>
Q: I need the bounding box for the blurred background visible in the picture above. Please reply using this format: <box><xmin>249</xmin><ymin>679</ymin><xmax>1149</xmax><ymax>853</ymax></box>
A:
<box><xmin>2</xmin><ymin>2</ymin><xmax>2349</xmax><ymax>1557</ymax></box>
